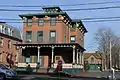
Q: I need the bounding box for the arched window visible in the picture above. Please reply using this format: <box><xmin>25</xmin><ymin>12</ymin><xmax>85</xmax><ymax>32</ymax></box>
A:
<box><xmin>91</xmin><ymin>57</ymin><xmax>94</xmax><ymax>63</ymax></box>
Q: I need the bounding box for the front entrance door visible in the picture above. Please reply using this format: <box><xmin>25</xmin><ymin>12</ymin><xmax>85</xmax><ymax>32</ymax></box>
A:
<box><xmin>39</xmin><ymin>56</ymin><xmax>44</xmax><ymax>67</ymax></box>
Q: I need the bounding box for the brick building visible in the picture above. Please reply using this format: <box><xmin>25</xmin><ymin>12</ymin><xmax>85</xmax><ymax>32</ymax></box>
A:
<box><xmin>0</xmin><ymin>21</ymin><xmax>22</xmax><ymax>66</ymax></box>
<box><xmin>15</xmin><ymin>7</ymin><xmax>87</xmax><ymax>70</ymax></box>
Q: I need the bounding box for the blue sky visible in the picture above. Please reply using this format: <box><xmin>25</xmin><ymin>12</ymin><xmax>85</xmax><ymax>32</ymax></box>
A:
<box><xmin>0</xmin><ymin>0</ymin><xmax>120</xmax><ymax>52</ymax></box>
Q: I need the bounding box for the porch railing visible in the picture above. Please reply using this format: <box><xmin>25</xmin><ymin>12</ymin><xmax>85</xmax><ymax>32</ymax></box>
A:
<box><xmin>16</xmin><ymin>63</ymin><xmax>37</xmax><ymax>68</ymax></box>
<box><xmin>53</xmin><ymin>63</ymin><xmax>83</xmax><ymax>68</ymax></box>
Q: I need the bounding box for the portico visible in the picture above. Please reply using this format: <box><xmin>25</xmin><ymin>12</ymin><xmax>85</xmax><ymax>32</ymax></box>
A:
<box><xmin>15</xmin><ymin>43</ymin><xmax>85</xmax><ymax>68</ymax></box>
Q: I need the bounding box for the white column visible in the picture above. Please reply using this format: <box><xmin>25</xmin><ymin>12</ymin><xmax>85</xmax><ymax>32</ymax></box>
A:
<box><xmin>80</xmin><ymin>52</ymin><xmax>83</xmax><ymax>64</ymax></box>
<box><xmin>81</xmin><ymin>52</ymin><xmax>83</xmax><ymax>64</ymax></box>
<box><xmin>77</xmin><ymin>49</ymin><xmax>79</xmax><ymax>64</ymax></box>
<box><xmin>73</xmin><ymin>46</ymin><xmax>75</xmax><ymax>63</ymax></box>
<box><xmin>51</xmin><ymin>47</ymin><xmax>54</xmax><ymax>64</ymax></box>
<box><xmin>79</xmin><ymin>52</ymin><xmax>81</xmax><ymax>64</ymax></box>
<box><xmin>22</xmin><ymin>47</ymin><xmax>25</xmax><ymax>63</ymax></box>
<box><xmin>37</xmin><ymin>47</ymin><xmax>40</xmax><ymax>63</ymax></box>
<box><xmin>81</xmin><ymin>53</ymin><xmax>83</xmax><ymax>65</ymax></box>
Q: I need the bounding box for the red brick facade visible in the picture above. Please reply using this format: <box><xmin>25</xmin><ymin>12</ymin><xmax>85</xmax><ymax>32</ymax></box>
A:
<box><xmin>0</xmin><ymin>33</ymin><xmax>22</xmax><ymax>64</ymax></box>
<box><xmin>17</xmin><ymin>7</ymin><xmax>87</xmax><ymax>68</ymax></box>
<box><xmin>0</xmin><ymin>22</ymin><xmax>22</xmax><ymax>66</ymax></box>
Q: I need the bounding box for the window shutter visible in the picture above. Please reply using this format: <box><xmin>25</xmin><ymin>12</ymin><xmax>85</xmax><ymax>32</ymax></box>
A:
<box><xmin>32</xmin><ymin>32</ymin><xmax>34</xmax><ymax>42</ymax></box>
<box><xmin>42</xmin><ymin>31</ymin><xmax>44</xmax><ymax>42</ymax></box>
<box><xmin>48</xmin><ymin>31</ymin><xmax>51</xmax><ymax>42</ymax></box>
<box><xmin>23</xmin><ymin>32</ymin><xmax>26</xmax><ymax>42</ymax></box>
<box><xmin>44</xmin><ymin>31</ymin><xmax>48</xmax><ymax>42</ymax></box>
<box><xmin>35</xmin><ymin>31</ymin><xmax>37</xmax><ymax>42</ymax></box>
<box><xmin>56</xmin><ymin>31</ymin><xmax>57</xmax><ymax>42</ymax></box>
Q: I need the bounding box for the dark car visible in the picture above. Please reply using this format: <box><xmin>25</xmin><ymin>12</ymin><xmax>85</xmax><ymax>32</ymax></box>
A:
<box><xmin>0</xmin><ymin>64</ymin><xmax>17</xmax><ymax>80</ymax></box>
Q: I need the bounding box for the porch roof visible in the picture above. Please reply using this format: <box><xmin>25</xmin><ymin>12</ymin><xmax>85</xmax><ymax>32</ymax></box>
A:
<box><xmin>14</xmin><ymin>43</ymin><xmax>85</xmax><ymax>52</ymax></box>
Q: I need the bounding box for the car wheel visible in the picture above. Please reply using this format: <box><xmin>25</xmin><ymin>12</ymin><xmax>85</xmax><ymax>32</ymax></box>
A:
<box><xmin>0</xmin><ymin>73</ymin><xmax>6</xmax><ymax>80</ymax></box>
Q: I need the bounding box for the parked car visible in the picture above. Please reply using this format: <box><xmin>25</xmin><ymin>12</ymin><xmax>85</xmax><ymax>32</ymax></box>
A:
<box><xmin>0</xmin><ymin>64</ymin><xmax>17</xmax><ymax>80</ymax></box>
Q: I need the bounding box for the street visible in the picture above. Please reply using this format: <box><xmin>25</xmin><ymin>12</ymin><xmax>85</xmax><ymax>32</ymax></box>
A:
<box><xmin>14</xmin><ymin>71</ymin><xmax>120</xmax><ymax>80</ymax></box>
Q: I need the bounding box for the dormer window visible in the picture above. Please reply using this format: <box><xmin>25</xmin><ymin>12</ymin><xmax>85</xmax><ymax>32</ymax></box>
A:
<box><xmin>10</xmin><ymin>29</ymin><xmax>13</xmax><ymax>36</ymax></box>
<box><xmin>5</xmin><ymin>27</ymin><xmax>8</xmax><ymax>34</ymax></box>
<box><xmin>8</xmin><ymin>28</ymin><xmax>10</xmax><ymax>35</ymax></box>
<box><xmin>70</xmin><ymin>24</ymin><xmax>76</xmax><ymax>31</ymax></box>
<box><xmin>0</xmin><ymin>25</ymin><xmax>2</xmax><ymax>33</ymax></box>
<box><xmin>2</xmin><ymin>26</ymin><xmax>5</xmax><ymax>34</ymax></box>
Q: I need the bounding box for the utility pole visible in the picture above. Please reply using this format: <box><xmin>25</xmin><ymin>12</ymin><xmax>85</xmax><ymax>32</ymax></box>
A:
<box><xmin>110</xmin><ymin>40</ymin><xmax>112</xmax><ymax>70</ymax></box>
<box><xmin>117</xmin><ymin>38</ymin><xmax>120</xmax><ymax>69</ymax></box>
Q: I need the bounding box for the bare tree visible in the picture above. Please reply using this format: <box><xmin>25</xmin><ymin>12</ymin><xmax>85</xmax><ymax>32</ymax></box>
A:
<box><xmin>94</xmin><ymin>27</ymin><xmax>120</xmax><ymax>70</ymax></box>
<box><xmin>111</xmin><ymin>37</ymin><xmax>120</xmax><ymax>68</ymax></box>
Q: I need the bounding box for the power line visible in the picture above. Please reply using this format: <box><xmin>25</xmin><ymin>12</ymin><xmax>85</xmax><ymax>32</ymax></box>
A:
<box><xmin>0</xmin><ymin>18</ymin><xmax>21</xmax><ymax>20</ymax></box>
<box><xmin>83</xmin><ymin>19</ymin><xmax>120</xmax><ymax>22</ymax></box>
<box><xmin>77</xmin><ymin>16</ymin><xmax>120</xmax><ymax>20</ymax></box>
<box><xmin>64</xmin><ymin>6</ymin><xmax>120</xmax><ymax>11</ymax></box>
<box><xmin>1</xmin><ymin>16</ymin><xmax>120</xmax><ymax>21</ymax></box>
<box><xmin>0</xmin><ymin>5</ymin><xmax>120</xmax><ymax>12</ymax></box>
<box><xmin>0</xmin><ymin>9</ymin><xmax>42</xmax><ymax>11</ymax></box>
<box><xmin>0</xmin><ymin>1</ymin><xmax>120</xmax><ymax>7</ymax></box>
<box><xmin>2</xmin><ymin>19</ymin><xmax>120</xmax><ymax>23</ymax></box>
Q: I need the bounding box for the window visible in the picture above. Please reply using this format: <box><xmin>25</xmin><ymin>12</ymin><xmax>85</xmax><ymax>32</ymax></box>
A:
<box><xmin>70</xmin><ymin>36</ymin><xmax>76</xmax><ymax>43</ymax></box>
<box><xmin>8</xmin><ymin>28</ymin><xmax>10</xmax><ymax>35</ymax></box>
<box><xmin>0</xmin><ymin>25</ymin><xmax>2</xmax><ymax>33</ymax></box>
<box><xmin>50</xmin><ymin>18</ymin><xmax>56</xmax><ymax>26</ymax></box>
<box><xmin>2</xmin><ymin>26</ymin><xmax>5</xmax><ymax>33</ymax></box>
<box><xmin>37</xmin><ymin>31</ymin><xmax>43</xmax><ymax>42</ymax></box>
<box><xmin>9</xmin><ymin>29</ymin><xmax>12</xmax><ymax>36</ymax></box>
<box><xmin>27</xmin><ymin>19</ymin><xmax>32</xmax><ymax>26</ymax></box>
<box><xmin>8</xmin><ymin>40</ymin><xmax>11</xmax><ymax>49</ymax></box>
<box><xmin>5</xmin><ymin>27</ymin><xmax>8</xmax><ymax>34</ymax></box>
<box><xmin>91</xmin><ymin>57</ymin><xmax>94</xmax><ymax>63</ymax></box>
<box><xmin>70</xmin><ymin>24</ymin><xmax>76</xmax><ymax>31</ymax></box>
<box><xmin>26</xmin><ymin>31</ymin><xmax>32</xmax><ymax>42</ymax></box>
<box><xmin>49</xmin><ymin>31</ymin><xmax>56</xmax><ymax>42</ymax></box>
<box><xmin>38</xmin><ymin>18</ymin><xmax>44</xmax><ymax>26</ymax></box>
<box><xmin>26</xmin><ymin>57</ymin><xmax>30</xmax><ymax>63</ymax></box>
<box><xmin>0</xmin><ymin>38</ymin><xmax>3</xmax><ymax>47</ymax></box>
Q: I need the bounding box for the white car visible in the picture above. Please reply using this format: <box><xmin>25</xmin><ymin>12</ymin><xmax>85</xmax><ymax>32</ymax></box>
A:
<box><xmin>0</xmin><ymin>64</ymin><xmax>17</xmax><ymax>80</ymax></box>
